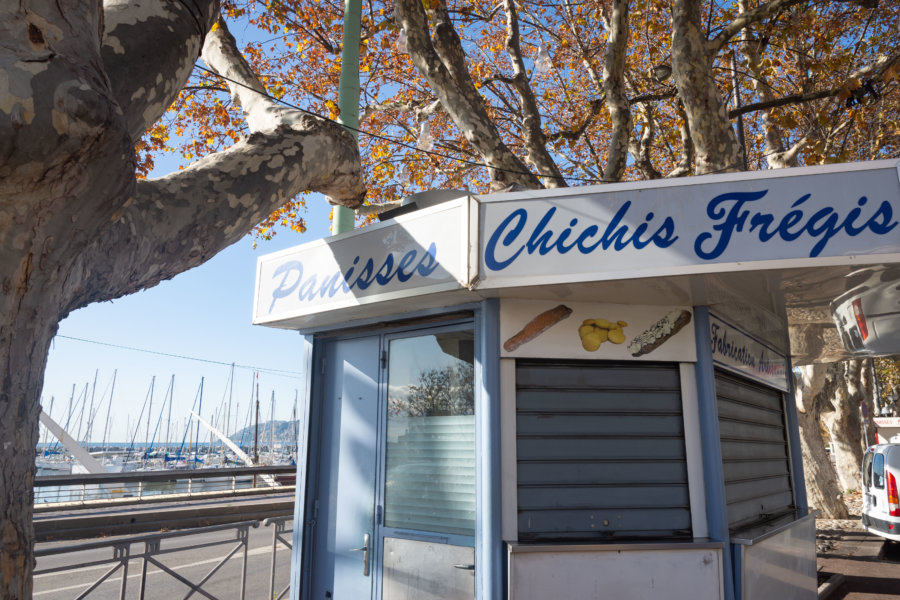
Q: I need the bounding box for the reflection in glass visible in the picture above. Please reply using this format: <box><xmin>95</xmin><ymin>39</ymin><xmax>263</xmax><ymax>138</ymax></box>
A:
<box><xmin>384</xmin><ymin>329</ymin><xmax>475</xmax><ymax>537</ymax></box>
<box><xmin>831</xmin><ymin>266</ymin><xmax>900</xmax><ymax>357</ymax></box>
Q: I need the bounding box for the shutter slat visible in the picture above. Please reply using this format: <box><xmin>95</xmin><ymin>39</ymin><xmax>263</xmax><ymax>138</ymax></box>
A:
<box><xmin>516</xmin><ymin>360</ymin><xmax>690</xmax><ymax>542</ymax></box>
<box><xmin>715</xmin><ymin>370</ymin><xmax>794</xmax><ymax>532</ymax></box>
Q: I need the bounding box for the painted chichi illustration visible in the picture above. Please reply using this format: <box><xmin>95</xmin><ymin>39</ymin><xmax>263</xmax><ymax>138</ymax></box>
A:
<box><xmin>504</xmin><ymin>305</ymin><xmax>573</xmax><ymax>352</ymax></box>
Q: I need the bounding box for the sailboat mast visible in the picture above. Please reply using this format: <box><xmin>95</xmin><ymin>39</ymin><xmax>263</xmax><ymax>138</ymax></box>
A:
<box><xmin>166</xmin><ymin>375</ymin><xmax>174</xmax><ymax>453</ymax></box>
<box><xmin>75</xmin><ymin>382</ymin><xmax>87</xmax><ymax>442</ymax></box>
<box><xmin>254</xmin><ymin>374</ymin><xmax>259</xmax><ymax>467</ymax></box>
<box><xmin>102</xmin><ymin>370</ymin><xmax>116</xmax><ymax>457</ymax></box>
<box><xmin>269</xmin><ymin>391</ymin><xmax>275</xmax><ymax>464</ymax></box>
<box><xmin>84</xmin><ymin>369</ymin><xmax>98</xmax><ymax>446</ymax></box>
<box><xmin>194</xmin><ymin>377</ymin><xmax>204</xmax><ymax>467</ymax></box>
<box><xmin>145</xmin><ymin>375</ymin><xmax>155</xmax><ymax>454</ymax></box>
<box><xmin>226</xmin><ymin>363</ymin><xmax>234</xmax><ymax>459</ymax></box>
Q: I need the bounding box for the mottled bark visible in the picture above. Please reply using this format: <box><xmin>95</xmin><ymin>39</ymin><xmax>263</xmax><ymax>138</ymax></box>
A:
<box><xmin>601</xmin><ymin>0</ymin><xmax>632</xmax><ymax>182</ymax></box>
<box><xmin>629</xmin><ymin>104</ymin><xmax>662</xmax><ymax>179</ymax></box>
<box><xmin>666</xmin><ymin>101</ymin><xmax>694</xmax><ymax>178</ymax></box>
<box><xmin>737</xmin><ymin>0</ymin><xmax>801</xmax><ymax>169</ymax></box>
<box><xmin>670</xmin><ymin>0</ymin><xmax>742</xmax><ymax>174</ymax></box>
<box><xmin>501</xmin><ymin>0</ymin><xmax>565</xmax><ymax>187</ymax></box>
<box><xmin>102</xmin><ymin>0</ymin><xmax>218</xmax><ymax>140</ymax></box>
<box><xmin>394</xmin><ymin>0</ymin><xmax>540</xmax><ymax>190</ymax></box>
<box><xmin>795</xmin><ymin>367</ymin><xmax>851</xmax><ymax>519</ymax></box>
<box><xmin>0</xmin><ymin>2</ymin><xmax>364</xmax><ymax>596</ymax></box>
<box><xmin>819</xmin><ymin>360</ymin><xmax>873</xmax><ymax>492</ymax></box>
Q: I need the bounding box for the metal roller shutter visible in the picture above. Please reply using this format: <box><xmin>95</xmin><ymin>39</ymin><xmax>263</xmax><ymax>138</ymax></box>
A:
<box><xmin>714</xmin><ymin>370</ymin><xmax>794</xmax><ymax>532</ymax></box>
<box><xmin>516</xmin><ymin>360</ymin><xmax>691</xmax><ymax>542</ymax></box>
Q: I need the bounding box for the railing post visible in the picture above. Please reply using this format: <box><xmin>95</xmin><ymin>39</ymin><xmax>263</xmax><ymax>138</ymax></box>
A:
<box><xmin>239</xmin><ymin>525</ymin><xmax>249</xmax><ymax>600</ymax></box>
<box><xmin>139</xmin><ymin>539</ymin><xmax>158</xmax><ymax>600</ymax></box>
<box><xmin>268</xmin><ymin>519</ymin><xmax>278</xmax><ymax>599</ymax></box>
<box><xmin>116</xmin><ymin>543</ymin><xmax>130</xmax><ymax>600</ymax></box>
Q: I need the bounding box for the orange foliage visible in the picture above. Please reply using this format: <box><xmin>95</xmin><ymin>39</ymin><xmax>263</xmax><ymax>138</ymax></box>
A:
<box><xmin>138</xmin><ymin>0</ymin><xmax>899</xmax><ymax>238</ymax></box>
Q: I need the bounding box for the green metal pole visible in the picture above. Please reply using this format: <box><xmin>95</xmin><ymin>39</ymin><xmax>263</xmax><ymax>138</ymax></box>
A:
<box><xmin>332</xmin><ymin>0</ymin><xmax>362</xmax><ymax>236</ymax></box>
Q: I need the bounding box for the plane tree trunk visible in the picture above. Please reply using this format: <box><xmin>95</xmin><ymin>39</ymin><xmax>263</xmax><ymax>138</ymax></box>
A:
<box><xmin>819</xmin><ymin>360</ymin><xmax>873</xmax><ymax>493</ymax></box>
<box><xmin>795</xmin><ymin>366</ymin><xmax>851</xmax><ymax>519</ymax></box>
<box><xmin>0</xmin><ymin>2</ymin><xmax>364</xmax><ymax>597</ymax></box>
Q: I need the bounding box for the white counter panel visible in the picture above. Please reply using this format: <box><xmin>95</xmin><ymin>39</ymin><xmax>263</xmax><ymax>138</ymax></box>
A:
<box><xmin>508</xmin><ymin>543</ymin><xmax>723</xmax><ymax>600</ymax></box>
<box><xmin>738</xmin><ymin>516</ymin><xmax>817</xmax><ymax>600</ymax></box>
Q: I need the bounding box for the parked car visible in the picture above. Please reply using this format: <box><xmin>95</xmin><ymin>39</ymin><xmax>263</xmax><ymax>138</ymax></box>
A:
<box><xmin>861</xmin><ymin>444</ymin><xmax>900</xmax><ymax>542</ymax></box>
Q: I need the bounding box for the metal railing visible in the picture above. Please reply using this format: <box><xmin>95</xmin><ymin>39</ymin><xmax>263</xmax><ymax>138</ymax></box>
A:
<box><xmin>263</xmin><ymin>516</ymin><xmax>294</xmax><ymax>600</ymax></box>
<box><xmin>34</xmin><ymin>466</ymin><xmax>296</xmax><ymax>510</ymax></box>
<box><xmin>34</xmin><ymin>519</ymin><xmax>292</xmax><ymax>600</ymax></box>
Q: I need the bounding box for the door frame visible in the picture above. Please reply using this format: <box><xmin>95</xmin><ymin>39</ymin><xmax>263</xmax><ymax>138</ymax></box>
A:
<box><xmin>292</xmin><ymin>301</ymin><xmax>502</xmax><ymax>600</ymax></box>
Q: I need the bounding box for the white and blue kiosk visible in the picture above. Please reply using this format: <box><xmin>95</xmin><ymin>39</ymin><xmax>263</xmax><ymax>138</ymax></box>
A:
<box><xmin>253</xmin><ymin>160</ymin><xmax>900</xmax><ymax>600</ymax></box>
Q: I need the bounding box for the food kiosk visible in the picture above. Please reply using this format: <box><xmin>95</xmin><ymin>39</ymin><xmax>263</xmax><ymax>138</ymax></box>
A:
<box><xmin>252</xmin><ymin>159</ymin><xmax>900</xmax><ymax>600</ymax></box>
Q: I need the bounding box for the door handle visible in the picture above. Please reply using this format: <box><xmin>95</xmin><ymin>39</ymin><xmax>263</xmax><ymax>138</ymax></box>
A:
<box><xmin>453</xmin><ymin>564</ymin><xmax>475</xmax><ymax>571</ymax></box>
<box><xmin>349</xmin><ymin>533</ymin><xmax>370</xmax><ymax>576</ymax></box>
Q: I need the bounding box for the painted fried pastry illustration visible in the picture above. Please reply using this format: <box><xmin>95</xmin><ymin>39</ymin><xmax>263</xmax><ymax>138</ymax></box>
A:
<box><xmin>628</xmin><ymin>309</ymin><xmax>692</xmax><ymax>357</ymax></box>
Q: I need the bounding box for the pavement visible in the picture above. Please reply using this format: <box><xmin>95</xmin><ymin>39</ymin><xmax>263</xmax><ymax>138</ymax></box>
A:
<box><xmin>817</xmin><ymin>529</ymin><xmax>900</xmax><ymax>599</ymax></box>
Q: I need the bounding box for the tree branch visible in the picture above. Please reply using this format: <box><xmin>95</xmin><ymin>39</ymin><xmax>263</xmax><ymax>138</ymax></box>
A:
<box><xmin>502</xmin><ymin>0</ymin><xmax>565</xmax><ymax>187</ymax></box>
<box><xmin>102</xmin><ymin>0</ymin><xmax>219</xmax><ymax>140</ymax></box>
<box><xmin>394</xmin><ymin>0</ymin><xmax>540</xmax><ymax>189</ymax></box>
<box><xmin>602</xmin><ymin>0</ymin><xmax>632</xmax><ymax>182</ymax></box>
<box><xmin>728</xmin><ymin>51</ymin><xmax>900</xmax><ymax>118</ymax></box>
<box><xmin>709</xmin><ymin>0</ymin><xmax>805</xmax><ymax>54</ymax></box>
<box><xmin>63</xmin><ymin>11</ymin><xmax>365</xmax><ymax>310</ymax></box>
<box><xmin>629</xmin><ymin>103</ymin><xmax>662</xmax><ymax>180</ymax></box>
<box><xmin>66</xmin><ymin>118</ymin><xmax>364</xmax><ymax>311</ymax></box>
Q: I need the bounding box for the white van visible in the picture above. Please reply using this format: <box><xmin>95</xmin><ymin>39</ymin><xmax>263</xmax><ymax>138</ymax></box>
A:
<box><xmin>861</xmin><ymin>444</ymin><xmax>900</xmax><ymax>541</ymax></box>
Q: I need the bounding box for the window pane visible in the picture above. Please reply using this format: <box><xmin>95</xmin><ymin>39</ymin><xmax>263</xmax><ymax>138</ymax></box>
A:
<box><xmin>863</xmin><ymin>452</ymin><xmax>872</xmax><ymax>487</ymax></box>
<box><xmin>874</xmin><ymin>454</ymin><xmax>885</xmax><ymax>489</ymax></box>
<box><xmin>384</xmin><ymin>329</ymin><xmax>475</xmax><ymax>537</ymax></box>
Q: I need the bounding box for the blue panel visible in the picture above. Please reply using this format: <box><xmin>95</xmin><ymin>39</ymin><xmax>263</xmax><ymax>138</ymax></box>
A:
<box><xmin>782</xmin><ymin>359</ymin><xmax>809</xmax><ymax>513</ymax></box>
<box><xmin>290</xmin><ymin>334</ymin><xmax>314</xmax><ymax>600</ymax></box>
<box><xmin>693</xmin><ymin>307</ymin><xmax>736</xmax><ymax>600</ymax></box>
<box><xmin>475</xmin><ymin>299</ymin><xmax>502</xmax><ymax>600</ymax></box>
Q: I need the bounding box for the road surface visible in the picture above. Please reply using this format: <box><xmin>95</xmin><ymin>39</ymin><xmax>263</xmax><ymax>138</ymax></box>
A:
<box><xmin>34</xmin><ymin>521</ymin><xmax>292</xmax><ymax>599</ymax></box>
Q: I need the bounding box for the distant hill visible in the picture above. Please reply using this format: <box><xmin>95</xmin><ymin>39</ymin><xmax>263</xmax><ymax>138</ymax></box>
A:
<box><xmin>228</xmin><ymin>419</ymin><xmax>299</xmax><ymax>448</ymax></box>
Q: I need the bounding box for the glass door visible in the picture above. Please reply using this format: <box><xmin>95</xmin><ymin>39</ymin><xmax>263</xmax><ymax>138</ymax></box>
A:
<box><xmin>307</xmin><ymin>325</ymin><xmax>476</xmax><ymax>600</ymax></box>
<box><xmin>378</xmin><ymin>328</ymin><xmax>476</xmax><ymax>600</ymax></box>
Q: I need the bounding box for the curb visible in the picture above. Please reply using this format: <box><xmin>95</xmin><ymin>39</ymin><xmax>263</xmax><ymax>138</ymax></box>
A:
<box><xmin>817</xmin><ymin>573</ymin><xmax>845</xmax><ymax>600</ymax></box>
